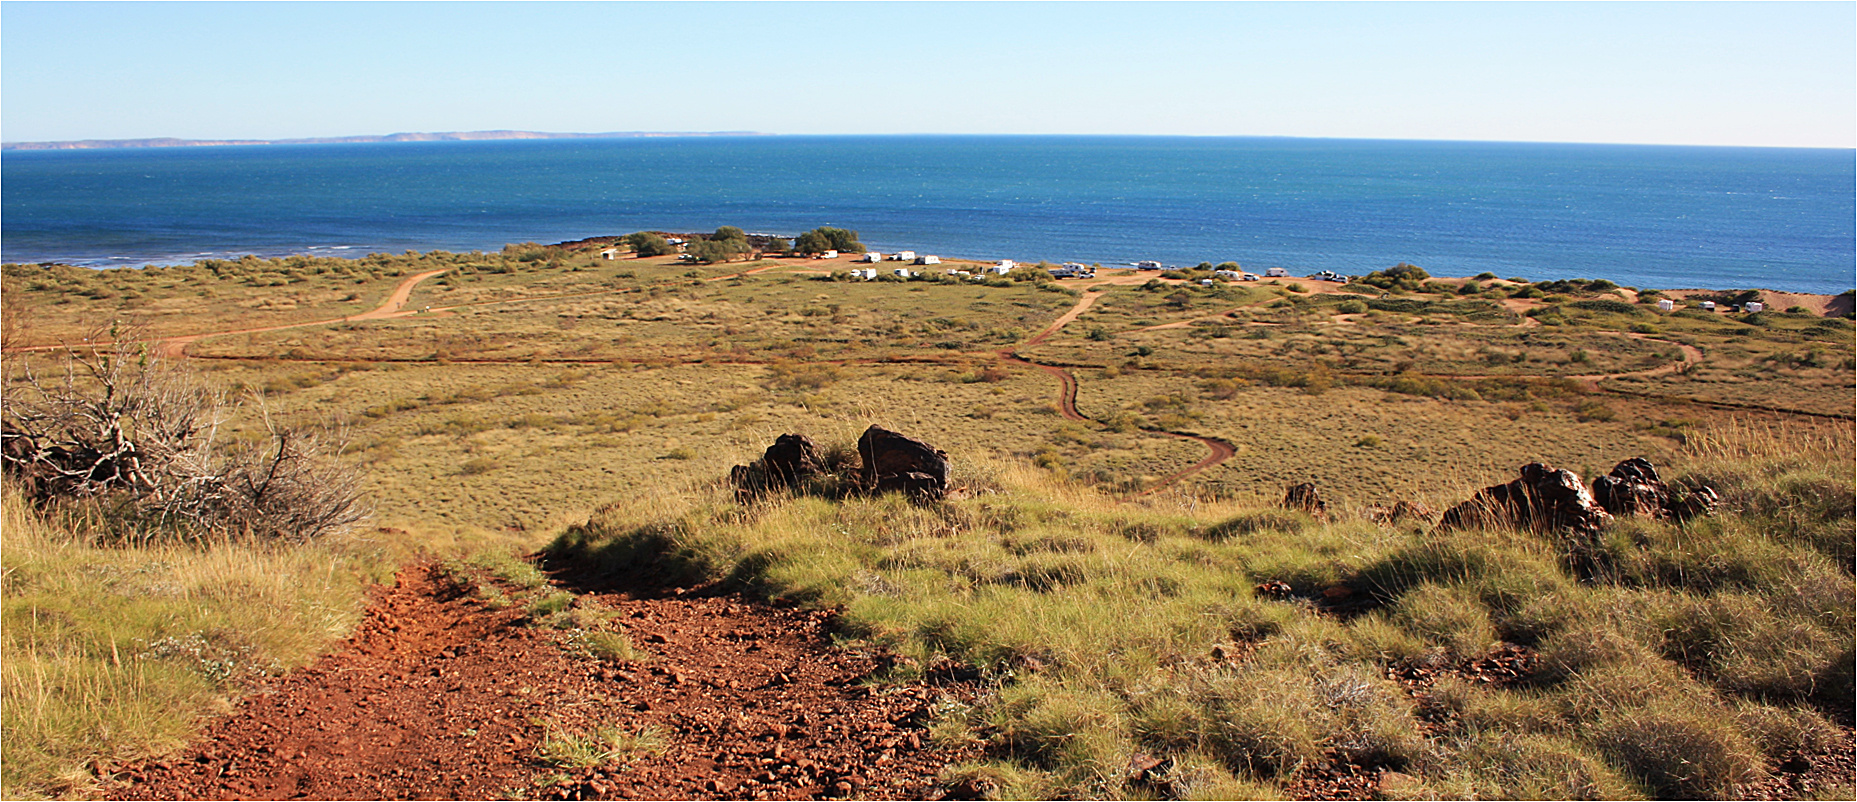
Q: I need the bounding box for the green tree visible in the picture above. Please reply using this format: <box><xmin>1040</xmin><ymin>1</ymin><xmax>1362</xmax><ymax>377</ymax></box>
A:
<box><xmin>688</xmin><ymin>238</ymin><xmax>749</xmax><ymax>264</ymax></box>
<box><xmin>1360</xmin><ymin>262</ymin><xmax>1431</xmax><ymax>292</ymax></box>
<box><xmin>794</xmin><ymin>230</ymin><xmax>833</xmax><ymax>255</ymax></box>
<box><xmin>794</xmin><ymin>226</ymin><xmax>866</xmax><ymax>254</ymax></box>
<box><xmin>624</xmin><ymin>232</ymin><xmax>673</xmax><ymax>258</ymax></box>
<box><xmin>712</xmin><ymin>226</ymin><xmax>747</xmax><ymax>243</ymax></box>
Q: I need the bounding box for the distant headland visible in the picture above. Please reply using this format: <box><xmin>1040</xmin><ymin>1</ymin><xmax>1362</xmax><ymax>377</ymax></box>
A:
<box><xmin>0</xmin><ymin>130</ymin><xmax>768</xmax><ymax>151</ymax></box>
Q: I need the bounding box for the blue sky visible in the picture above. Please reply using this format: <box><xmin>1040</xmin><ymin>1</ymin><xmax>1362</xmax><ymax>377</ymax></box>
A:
<box><xmin>2</xmin><ymin>1</ymin><xmax>1852</xmax><ymax>148</ymax></box>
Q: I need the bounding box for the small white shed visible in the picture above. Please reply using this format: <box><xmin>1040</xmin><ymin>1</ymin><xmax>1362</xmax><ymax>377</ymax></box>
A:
<box><xmin>1700</xmin><ymin>301</ymin><xmax>1717</xmax><ymax>311</ymax></box>
<box><xmin>817</xmin><ymin>250</ymin><xmax>838</xmax><ymax>259</ymax></box>
<box><xmin>915</xmin><ymin>255</ymin><xmax>941</xmax><ymax>265</ymax></box>
<box><xmin>1656</xmin><ymin>299</ymin><xmax>1675</xmax><ymax>312</ymax></box>
<box><xmin>859</xmin><ymin>252</ymin><xmax>884</xmax><ymax>263</ymax></box>
<box><xmin>600</xmin><ymin>248</ymin><xmax>621</xmax><ymax>261</ymax></box>
<box><xmin>995</xmin><ymin>260</ymin><xmax>1017</xmax><ymax>271</ymax></box>
<box><xmin>1744</xmin><ymin>301</ymin><xmax>1764</xmax><ymax>313</ymax></box>
<box><xmin>892</xmin><ymin>250</ymin><xmax>917</xmax><ymax>262</ymax></box>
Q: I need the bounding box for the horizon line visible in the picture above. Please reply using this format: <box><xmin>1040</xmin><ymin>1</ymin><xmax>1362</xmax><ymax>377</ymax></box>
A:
<box><xmin>5</xmin><ymin>130</ymin><xmax>1853</xmax><ymax>153</ymax></box>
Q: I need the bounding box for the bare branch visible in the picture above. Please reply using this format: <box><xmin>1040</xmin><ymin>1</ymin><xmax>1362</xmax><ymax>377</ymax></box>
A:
<box><xmin>2</xmin><ymin>337</ymin><xmax>370</xmax><ymax>542</ymax></box>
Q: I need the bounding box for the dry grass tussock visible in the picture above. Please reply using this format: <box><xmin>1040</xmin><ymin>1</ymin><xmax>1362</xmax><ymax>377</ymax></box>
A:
<box><xmin>0</xmin><ymin>484</ymin><xmax>382</xmax><ymax>799</ymax></box>
<box><xmin>549</xmin><ymin>424</ymin><xmax>1852</xmax><ymax>800</ymax></box>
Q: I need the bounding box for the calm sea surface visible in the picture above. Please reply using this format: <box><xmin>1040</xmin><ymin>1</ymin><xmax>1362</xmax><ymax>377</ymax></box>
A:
<box><xmin>3</xmin><ymin>136</ymin><xmax>1852</xmax><ymax>294</ymax></box>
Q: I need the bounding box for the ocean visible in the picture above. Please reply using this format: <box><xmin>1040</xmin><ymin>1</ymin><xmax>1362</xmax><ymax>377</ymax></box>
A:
<box><xmin>3</xmin><ymin>135</ymin><xmax>1852</xmax><ymax>294</ymax></box>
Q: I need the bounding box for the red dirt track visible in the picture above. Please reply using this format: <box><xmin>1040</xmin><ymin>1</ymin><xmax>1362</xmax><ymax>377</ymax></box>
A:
<box><xmin>107</xmin><ymin>564</ymin><xmax>978</xmax><ymax>801</ymax></box>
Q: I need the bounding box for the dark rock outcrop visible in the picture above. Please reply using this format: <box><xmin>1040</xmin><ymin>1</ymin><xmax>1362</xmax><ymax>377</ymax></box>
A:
<box><xmin>760</xmin><ymin>433</ymin><xmax>820</xmax><ymax>487</ymax></box>
<box><xmin>1591</xmin><ymin>457</ymin><xmax>1720</xmax><ymax>522</ymax></box>
<box><xmin>730</xmin><ymin>427</ymin><xmax>950</xmax><ymax>501</ymax></box>
<box><xmin>1438</xmin><ymin>462</ymin><xmax>1611</xmax><ymax>537</ymax></box>
<box><xmin>728</xmin><ymin>433</ymin><xmax>821</xmax><ymax>498</ymax></box>
<box><xmin>857</xmin><ymin>426</ymin><xmax>949</xmax><ymax>499</ymax></box>
<box><xmin>1590</xmin><ymin>457</ymin><xmax>1666</xmax><ymax>518</ymax></box>
<box><xmin>1664</xmin><ymin>485</ymin><xmax>1722</xmax><ymax>522</ymax></box>
<box><xmin>1281</xmin><ymin>483</ymin><xmax>1328</xmax><ymax>520</ymax></box>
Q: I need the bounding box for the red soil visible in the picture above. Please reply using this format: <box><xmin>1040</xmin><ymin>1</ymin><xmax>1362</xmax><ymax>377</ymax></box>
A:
<box><xmin>106</xmin><ymin>563</ymin><xmax>979</xmax><ymax>801</ymax></box>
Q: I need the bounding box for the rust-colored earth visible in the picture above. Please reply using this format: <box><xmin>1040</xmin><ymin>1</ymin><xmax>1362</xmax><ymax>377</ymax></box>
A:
<box><xmin>106</xmin><ymin>563</ymin><xmax>979</xmax><ymax>801</ymax></box>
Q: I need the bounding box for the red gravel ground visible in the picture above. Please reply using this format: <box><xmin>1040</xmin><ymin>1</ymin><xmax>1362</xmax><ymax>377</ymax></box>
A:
<box><xmin>107</xmin><ymin>563</ymin><xmax>979</xmax><ymax>801</ymax></box>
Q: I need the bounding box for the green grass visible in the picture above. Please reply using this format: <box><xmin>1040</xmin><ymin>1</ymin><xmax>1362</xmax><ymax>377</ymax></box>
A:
<box><xmin>544</xmin><ymin>425</ymin><xmax>1852</xmax><ymax>799</ymax></box>
<box><xmin>535</xmin><ymin>722</ymin><xmax>665</xmax><ymax>769</ymax></box>
<box><xmin>0</xmin><ymin>487</ymin><xmax>382</xmax><ymax>799</ymax></box>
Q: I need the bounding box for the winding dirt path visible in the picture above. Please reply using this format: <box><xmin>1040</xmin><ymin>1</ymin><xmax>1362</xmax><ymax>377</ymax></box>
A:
<box><xmin>999</xmin><ymin>355</ymin><xmax>1085</xmax><ymax>422</ymax></box>
<box><xmin>13</xmin><ymin>260</ymin><xmax>784</xmax><ymax>359</ymax></box>
<box><xmin>1024</xmin><ymin>289</ymin><xmax>1107</xmax><ymax>347</ymax></box>
<box><xmin>149</xmin><ymin>269</ymin><xmax>448</xmax><ymax>357</ymax></box>
<box><xmin>1133</xmin><ymin>432</ymin><xmax>1240</xmax><ymax>498</ymax></box>
<box><xmin>1002</xmin><ymin>286</ymin><xmax>1241</xmax><ymax>496</ymax></box>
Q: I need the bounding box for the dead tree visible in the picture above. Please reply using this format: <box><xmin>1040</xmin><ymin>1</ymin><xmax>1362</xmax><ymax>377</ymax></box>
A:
<box><xmin>2</xmin><ymin>341</ymin><xmax>369</xmax><ymax>542</ymax></box>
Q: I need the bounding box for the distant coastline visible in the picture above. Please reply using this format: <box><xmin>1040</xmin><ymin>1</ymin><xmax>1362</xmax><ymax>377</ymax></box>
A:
<box><xmin>5</xmin><ymin>136</ymin><xmax>1848</xmax><ymax>295</ymax></box>
<box><xmin>0</xmin><ymin>130</ymin><xmax>767</xmax><ymax>151</ymax></box>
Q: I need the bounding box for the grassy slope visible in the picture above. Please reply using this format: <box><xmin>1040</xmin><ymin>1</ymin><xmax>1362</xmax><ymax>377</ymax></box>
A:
<box><xmin>3</xmin><ymin>246</ymin><xmax>1852</xmax><ymax>799</ymax></box>
<box><xmin>549</xmin><ymin>426</ymin><xmax>1854</xmax><ymax>800</ymax></box>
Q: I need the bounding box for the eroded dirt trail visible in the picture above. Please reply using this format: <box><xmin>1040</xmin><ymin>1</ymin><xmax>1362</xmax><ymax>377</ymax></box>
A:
<box><xmin>108</xmin><ymin>563</ymin><xmax>976</xmax><ymax>801</ymax></box>
<box><xmin>152</xmin><ymin>269</ymin><xmax>451</xmax><ymax>357</ymax></box>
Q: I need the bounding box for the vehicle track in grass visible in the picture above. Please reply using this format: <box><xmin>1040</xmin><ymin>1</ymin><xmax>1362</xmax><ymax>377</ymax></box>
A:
<box><xmin>1003</xmin><ymin>284</ymin><xmax>1240</xmax><ymax>496</ymax></box>
<box><xmin>154</xmin><ymin>269</ymin><xmax>452</xmax><ymax>357</ymax></box>
<box><xmin>8</xmin><ymin>260</ymin><xmax>790</xmax><ymax>358</ymax></box>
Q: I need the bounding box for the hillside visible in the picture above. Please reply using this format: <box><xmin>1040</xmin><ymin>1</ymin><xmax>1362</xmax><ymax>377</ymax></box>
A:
<box><xmin>2</xmin><ymin>241</ymin><xmax>1853</xmax><ymax>800</ymax></box>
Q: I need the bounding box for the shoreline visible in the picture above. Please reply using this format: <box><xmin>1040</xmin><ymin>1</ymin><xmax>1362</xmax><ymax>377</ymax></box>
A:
<box><xmin>6</xmin><ymin>246</ymin><xmax>1851</xmax><ymax>313</ymax></box>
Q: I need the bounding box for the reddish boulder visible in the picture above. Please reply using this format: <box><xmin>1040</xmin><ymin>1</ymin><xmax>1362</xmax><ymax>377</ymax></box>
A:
<box><xmin>856</xmin><ymin>426</ymin><xmax>948</xmax><ymax>499</ymax></box>
<box><xmin>1590</xmin><ymin>457</ymin><xmax>1666</xmax><ymax>517</ymax></box>
<box><xmin>729</xmin><ymin>433</ymin><xmax>822</xmax><ymax>497</ymax></box>
<box><xmin>1591</xmin><ymin>457</ymin><xmax>1719</xmax><ymax>522</ymax></box>
<box><xmin>1665</xmin><ymin>485</ymin><xmax>1722</xmax><ymax>522</ymax></box>
<box><xmin>1281</xmin><ymin>482</ymin><xmax>1329</xmax><ymax>520</ymax></box>
<box><xmin>1438</xmin><ymin>462</ymin><xmax>1611</xmax><ymax>537</ymax></box>
<box><xmin>760</xmin><ymin>433</ymin><xmax>820</xmax><ymax>487</ymax></box>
